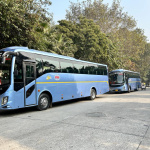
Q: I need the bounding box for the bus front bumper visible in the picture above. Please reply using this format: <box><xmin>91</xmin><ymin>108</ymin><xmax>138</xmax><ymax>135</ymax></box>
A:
<box><xmin>109</xmin><ymin>86</ymin><xmax>127</xmax><ymax>92</ymax></box>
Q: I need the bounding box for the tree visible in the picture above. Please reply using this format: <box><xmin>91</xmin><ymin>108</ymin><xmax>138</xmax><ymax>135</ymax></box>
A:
<box><xmin>0</xmin><ymin>0</ymin><xmax>52</xmax><ymax>50</ymax></box>
<box><xmin>47</xmin><ymin>26</ymin><xmax>77</xmax><ymax>57</ymax></box>
<box><xmin>138</xmin><ymin>43</ymin><xmax>150</xmax><ymax>82</ymax></box>
<box><xmin>66</xmin><ymin>0</ymin><xmax>136</xmax><ymax>34</ymax></box>
<box><xmin>66</xmin><ymin>0</ymin><xmax>149</xmax><ymax>76</ymax></box>
<box><xmin>57</xmin><ymin>17</ymin><xmax>119</xmax><ymax>69</ymax></box>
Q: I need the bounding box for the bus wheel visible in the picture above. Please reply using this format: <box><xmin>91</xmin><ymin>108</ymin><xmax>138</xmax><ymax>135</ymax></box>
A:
<box><xmin>128</xmin><ymin>86</ymin><xmax>131</xmax><ymax>93</ymax></box>
<box><xmin>136</xmin><ymin>86</ymin><xmax>139</xmax><ymax>91</ymax></box>
<box><xmin>89</xmin><ymin>89</ymin><xmax>96</xmax><ymax>100</ymax></box>
<box><xmin>37</xmin><ymin>93</ymin><xmax>50</xmax><ymax>111</ymax></box>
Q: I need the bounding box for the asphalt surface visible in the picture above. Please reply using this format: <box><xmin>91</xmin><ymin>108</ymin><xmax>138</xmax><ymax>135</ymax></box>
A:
<box><xmin>0</xmin><ymin>88</ymin><xmax>150</xmax><ymax>150</ymax></box>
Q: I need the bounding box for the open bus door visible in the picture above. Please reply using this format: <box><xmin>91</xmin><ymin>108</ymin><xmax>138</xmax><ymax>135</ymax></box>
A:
<box><xmin>23</xmin><ymin>60</ymin><xmax>36</xmax><ymax>106</ymax></box>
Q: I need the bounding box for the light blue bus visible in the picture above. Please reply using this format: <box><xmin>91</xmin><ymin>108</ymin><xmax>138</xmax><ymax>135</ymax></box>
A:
<box><xmin>0</xmin><ymin>46</ymin><xmax>109</xmax><ymax>110</ymax></box>
<box><xmin>109</xmin><ymin>69</ymin><xmax>141</xmax><ymax>93</ymax></box>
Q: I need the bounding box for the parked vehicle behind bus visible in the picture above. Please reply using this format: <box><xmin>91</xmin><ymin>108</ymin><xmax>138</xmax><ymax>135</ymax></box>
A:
<box><xmin>109</xmin><ymin>69</ymin><xmax>141</xmax><ymax>93</ymax></box>
<box><xmin>141</xmin><ymin>83</ymin><xmax>146</xmax><ymax>90</ymax></box>
<box><xmin>0</xmin><ymin>46</ymin><xmax>109</xmax><ymax>110</ymax></box>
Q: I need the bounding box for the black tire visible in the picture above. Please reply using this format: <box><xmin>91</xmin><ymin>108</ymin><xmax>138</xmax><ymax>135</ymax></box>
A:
<box><xmin>128</xmin><ymin>86</ymin><xmax>131</xmax><ymax>93</ymax></box>
<box><xmin>89</xmin><ymin>89</ymin><xmax>96</xmax><ymax>100</ymax></box>
<box><xmin>37</xmin><ymin>93</ymin><xmax>51</xmax><ymax>111</ymax></box>
<box><xmin>136</xmin><ymin>86</ymin><xmax>140</xmax><ymax>91</ymax></box>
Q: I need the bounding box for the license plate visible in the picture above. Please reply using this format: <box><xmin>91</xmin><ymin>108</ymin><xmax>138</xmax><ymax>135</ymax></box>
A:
<box><xmin>115</xmin><ymin>89</ymin><xmax>118</xmax><ymax>91</ymax></box>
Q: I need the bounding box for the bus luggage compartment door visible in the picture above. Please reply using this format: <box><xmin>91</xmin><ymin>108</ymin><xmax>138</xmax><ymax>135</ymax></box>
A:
<box><xmin>23</xmin><ymin>61</ymin><xmax>36</xmax><ymax>106</ymax></box>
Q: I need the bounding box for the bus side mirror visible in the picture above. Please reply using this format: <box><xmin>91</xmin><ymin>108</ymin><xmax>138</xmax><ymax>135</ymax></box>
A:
<box><xmin>1</xmin><ymin>56</ymin><xmax>6</xmax><ymax>64</ymax></box>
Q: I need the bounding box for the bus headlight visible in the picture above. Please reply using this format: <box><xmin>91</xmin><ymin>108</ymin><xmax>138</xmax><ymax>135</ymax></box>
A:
<box><xmin>2</xmin><ymin>96</ymin><xmax>8</xmax><ymax>105</ymax></box>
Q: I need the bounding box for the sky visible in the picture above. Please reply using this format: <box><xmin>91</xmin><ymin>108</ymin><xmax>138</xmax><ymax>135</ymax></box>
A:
<box><xmin>50</xmin><ymin>0</ymin><xmax>150</xmax><ymax>42</ymax></box>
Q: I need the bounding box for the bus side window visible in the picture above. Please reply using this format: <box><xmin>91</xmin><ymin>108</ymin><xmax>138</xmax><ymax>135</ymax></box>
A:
<box><xmin>60</xmin><ymin>61</ymin><xmax>74</xmax><ymax>73</ymax></box>
<box><xmin>80</xmin><ymin>66</ymin><xmax>84</xmax><ymax>74</ymax></box>
<box><xmin>14</xmin><ymin>61</ymin><xmax>23</xmax><ymax>82</ymax></box>
<box><xmin>74</xmin><ymin>63</ymin><xmax>83</xmax><ymax>74</ymax></box>
<box><xmin>26</xmin><ymin>65</ymin><xmax>35</xmax><ymax>85</ymax></box>
<box><xmin>97</xmin><ymin>65</ymin><xmax>107</xmax><ymax>75</ymax></box>
<box><xmin>43</xmin><ymin>57</ymin><xmax>60</xmax><ymax>74</ymax></box>
<box><xmin>14</xmin><ymin>59</ymin><xmax>24</xmax><ymax>91</ymax></box>
<box><xmin>104</xmin><ymin>69</ymin><xmax>107</xmax><ymax>75</ymax></box>
<box><xmin>36</xmin><ymin>58</ymin><xmax>43</xmax><ymax>77</ymax></box>
<box><xmin>84</xmin><ymin>65</ymin><xmax>89</xmax><ymax>74</ymax></box>
<box><xmin>88</xmin><ymin>65</ymin><xmax>97</xmax><ymax>74</ymax></box>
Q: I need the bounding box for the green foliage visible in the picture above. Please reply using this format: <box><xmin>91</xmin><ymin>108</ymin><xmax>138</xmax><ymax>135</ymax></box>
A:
<box><xmin>66</xmin><ymin>0</ymin><xmax>136</xmax><ymax>33</ymax></box>
<box><xmin>47</xmin><ymin>26</ymin><xmax>77</xmax><ymax>57</ymax></box>
<box><xmin>56</xmin><ymin>17</ymin><xmax>119</xmax><ymax>69</ymax></box>
<box><xmin>66</xmin><ymin>0</ymin><xmax>150</xmax><ymax>78</ymax></box>
<box><xmin>0</xmin><ymin>0</ymin><xmax>52</xmax><ymax>50</ymax></box>
<box><xmin>138</xmin><ymin>43</ymin><xmax>150</xmax><ymax>82</ymax></box>
<box><xmin>0</xmin><ymin>0</ymin><xmax>150</xmax><ymax>81</ymax></box>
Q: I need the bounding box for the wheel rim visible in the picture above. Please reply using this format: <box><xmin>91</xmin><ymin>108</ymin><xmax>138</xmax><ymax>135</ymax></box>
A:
<box><xmin>91</xmin><ymin>90</ymin><xmax>96</xmax><ymax>99</ymax></box>
<box><xmin>40</xmin><ymin>97</ymin><xmax>48</xmax><ymax>108</ymax></box>
<box><xmin>128</xmin><ymin>86</ymin><xmax>130</xmax><ymax>92</ymax></box>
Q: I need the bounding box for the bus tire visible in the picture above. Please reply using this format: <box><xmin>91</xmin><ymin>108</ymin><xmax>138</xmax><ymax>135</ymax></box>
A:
<box><xmin>37</xmin><ymin>93</ymin><xmax>50</xmax><ymax>111</ymax></box>
<box><xmin>128</xmin><ymin>86</ymin><xmax>131</xmax><ymax>93</ymax></box>
<box><xmin>89</xmin><ymin>89</ymin><xmax>96</xmax><ymax>100</ymax></box>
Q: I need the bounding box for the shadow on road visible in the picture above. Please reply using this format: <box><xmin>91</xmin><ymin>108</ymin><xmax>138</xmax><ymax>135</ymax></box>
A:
<box><xmin>0</xmin><ymin>98</ymin><xmax>89</xmax><ymax>116</ymax></box>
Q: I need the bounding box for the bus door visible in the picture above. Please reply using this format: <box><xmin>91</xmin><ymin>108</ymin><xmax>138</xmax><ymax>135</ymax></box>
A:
<box><xmin>125</xmin><ymin>73</ymin><xmax>128</xmax><ymax>84</ymax></box>
<box><xmin>23</xmin><ymin>61</ymin><xmax>36</xmax><ymax>106</ymax></box>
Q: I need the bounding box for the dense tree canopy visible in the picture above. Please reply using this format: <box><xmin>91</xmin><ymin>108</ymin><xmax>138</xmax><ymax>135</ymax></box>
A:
<box><xmin>0</xmin><ymin>0</ymin><xmax>52</xmax><ymax>50</ymax></box>
<box><xmin>66</xmin><ymin>0</ymin><xmax>136</xmax><ymax>33</ymax></box>
<box><xmin>0</xmin><ymin>0</ymin><xmax>150</xmax><ymax>83</ymax></box>
<box><xmin>57</xmin><ymin>17</ymin><xmax>119</xmax><ymax>69</ymax></box>
<box><xmin>66</xmin><ymin>0</ymin><xmax>150</xmax><ymax>82</ymax></box>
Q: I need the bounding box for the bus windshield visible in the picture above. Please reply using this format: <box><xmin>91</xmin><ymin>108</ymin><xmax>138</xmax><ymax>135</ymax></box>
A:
<box><xmin>0</xmin><ymin>58</ymin><xmax>12</xmax><ymax>86</ymax></box>
<box><xmin>109</xmin><ymin>72</ymin><xmax>124</xmax><ymax>84</ymax></box>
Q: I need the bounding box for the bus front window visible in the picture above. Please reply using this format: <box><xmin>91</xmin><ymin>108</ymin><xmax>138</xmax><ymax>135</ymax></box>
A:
<box><xmin>109</xmin><ymin>72</ymin><xmax>124</xmax><ymax>84</ymax></box>
<box><xmin>0</xmin><ymin>58</ymin><xmax>11</xmax><ymax>86</ymax></box>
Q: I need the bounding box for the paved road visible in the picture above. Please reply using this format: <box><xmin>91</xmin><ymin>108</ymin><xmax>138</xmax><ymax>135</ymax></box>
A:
<box><xmin>0</xmin><ymin>88</ymin><xmax>150</xmax><ymax>150</ymax></box>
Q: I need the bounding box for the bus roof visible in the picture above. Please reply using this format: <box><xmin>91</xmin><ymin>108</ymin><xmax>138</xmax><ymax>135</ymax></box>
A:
<box><xmin>109</xmin><ymin>69</ymin><xmax>140</xmax><ymax>74</ymax></box>
<box><xmin>1</xmin><ymin>46</ymin><xmax>107</xmax><ymax>67</ymax></box>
